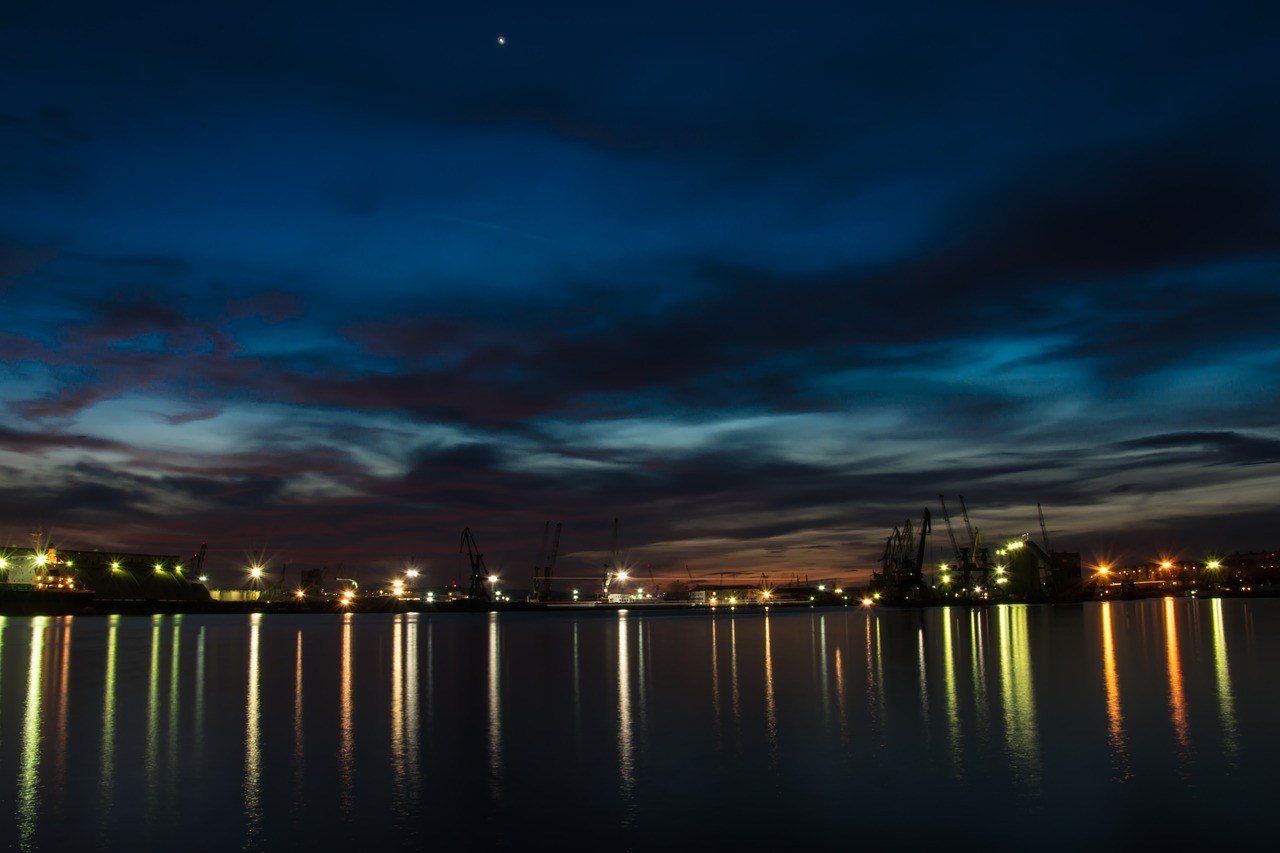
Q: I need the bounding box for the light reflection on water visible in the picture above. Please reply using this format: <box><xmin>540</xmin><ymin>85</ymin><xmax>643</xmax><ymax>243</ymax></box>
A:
<box><xmin>0</xmin><ymin>600</ymin><xmax>1277</xmax><ymax>851</ymax></box>
<box><xmin>1101</xmin><ymin>602</ymin><xmax>1131</xmax><ymax>781</ymax></box>
<box><xmin>243</xmin><ymin>613</ymin><xmax>262</xmax><ymax>845</ymax></box>
<box><xmin>1211</xmin><ymin>599</ymin><xmax>1238</xmax><ymax>761</ymax></box>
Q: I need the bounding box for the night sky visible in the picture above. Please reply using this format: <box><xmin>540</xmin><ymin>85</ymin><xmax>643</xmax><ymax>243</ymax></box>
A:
<box><xmin>4</xmin><ymin>1</ymin><xmax>1279</xmax><ymax>589</ymax></box>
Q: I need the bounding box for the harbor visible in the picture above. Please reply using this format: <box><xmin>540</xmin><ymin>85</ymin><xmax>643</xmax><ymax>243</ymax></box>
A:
<box><xmin>3</xmin><ymin>508</ymin><xmax>1278</xmax><ymax>616</ymax></box>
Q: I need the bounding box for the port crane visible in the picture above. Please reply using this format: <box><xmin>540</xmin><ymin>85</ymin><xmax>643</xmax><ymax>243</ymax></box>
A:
<box><xmin>870</xmin><ymin>507</ymin><xmax>931</xmax><ymax>603</ymax></box>
<box><xmin>601</xmin><ymin>518</ymin><xmax>623</xmax><ymax>599</ymax></box>
<box><xmin>938</xmin><ymin>495</ymin><xmax>964</xmax><ymax>565</ymax></box>
<box><xmin>531</xmin><ymin>521</ymin><xmax>562</xmax><ymax>603</ymax></box>
<box><xmin>459</xmin><ymin>526</ymin><xmax>492</xmax><ymax>605</ymax></box>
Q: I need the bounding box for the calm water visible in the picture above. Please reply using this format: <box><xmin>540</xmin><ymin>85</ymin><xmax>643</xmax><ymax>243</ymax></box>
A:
<box><xmin>1</xmin><ymin>600</ymin><xmax>1277</xmax><ymax>851</ymax></box>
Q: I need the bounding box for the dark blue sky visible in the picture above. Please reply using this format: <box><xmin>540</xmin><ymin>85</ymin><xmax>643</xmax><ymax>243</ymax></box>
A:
<box><xmin>3</xmin><ymin>1</ymin><xmax>1279</xmax><ymax>588</ymax></box>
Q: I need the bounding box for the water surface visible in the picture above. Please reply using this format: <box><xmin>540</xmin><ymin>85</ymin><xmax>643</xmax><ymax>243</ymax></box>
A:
<box><xmin>1</xmin><ymin>599</ymin><xmax>1276</xmax><ymax>851</ymax></box>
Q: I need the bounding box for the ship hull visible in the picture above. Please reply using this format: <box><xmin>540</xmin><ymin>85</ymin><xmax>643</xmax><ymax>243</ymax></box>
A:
<box><xmin>0</xmin><ymin>588</ymin><xmax>97</xmax><ymax>616</ymax></box>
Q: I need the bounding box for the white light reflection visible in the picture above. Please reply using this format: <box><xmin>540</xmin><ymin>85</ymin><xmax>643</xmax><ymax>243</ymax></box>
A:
<box><xmin>243</xmin><ymin>612</ymin><xmax>263</xmax><ymax>846</ymax></box>
<box><xmin>1211</xmin><ymin>599</ymin><xmax>1238</xmax><ymax>761</ymax></box>
<box><xmin>573</xmin><ymin>621</ymin><xmax>582</xmax><ymax>748</ymax></box>
<box><xmin>195</xmin><ymin>624</ymin><xmax>206</xmax><ymax>776</ymax></box>
<box><xmin>17</xmin><ymin>618</ymin><xmax>47</xmax><ymax>850</ymax></box>
<box><xmin>616</xmin><ymin>613</ymin><xmax>636</xmax><ymax>823</ymax></box>
<box><xmin>392</xmin><ymin>614</ymin><xmax>404</xmax><ymax>793</ymax></box>
<box><xmin>487</xmin><ymin>612</ymin><xmax>503</xmax><ymax>802</ymax></box>
<box><xmin>817</xmin><ymin>616</ymin><xmax>830</xmax><ymax>734</ymax></box>
<box><xmin>970</xmin><ymin>609</ymin><xmax>988</xmax><ymax>732</ymax></box>
<box><xmin>917</xmin><ymin>626</ymin><xmax>929</xmax><ymax>728</ymax></box>
<box><xmin>710</xmin><ymin>618</ymin><xmax>722</xmax><ymax>751</ymax></box>
<box><xmin>730</xmin><ymin>617</ymin><xmax>741</xmax><ymax>753</ymax></box>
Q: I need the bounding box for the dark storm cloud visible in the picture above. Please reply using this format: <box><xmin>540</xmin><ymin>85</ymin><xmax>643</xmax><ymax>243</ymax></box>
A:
<box><xmin>1119</xmin><ymin>431</ymin><xmax>1280</xmax><ymax>466</ymax></box>
<box><xmin>0</xmin><ymin>425</ymin><xmax>117</xmax><ymax>452</ymax></box>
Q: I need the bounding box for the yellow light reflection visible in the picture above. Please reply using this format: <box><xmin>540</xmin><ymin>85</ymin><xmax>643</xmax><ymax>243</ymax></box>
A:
<box><xmin>146</xmin><ymin>615</ymin><xmax>162</xmax><ymax>820</ymax></box>
<box><xmin>339</xmin><ymin>613</ymin><xmax>354</xmax><ymax>814</ymax></box>
<box><xmin>997</xmin><ymin>606</ymin><xmax>1041</xmax><ymax>790</ymax></box>
<box><xmin>169</xmin><ymin>616</ymin><xmax>182</xmax><ymax>782</ymax></box>
<box><xmin>1100</xmin><ymin>602</ymin><xmax>1131</xmax><ymax>781</ymax></box>
<box><xmin>100</xmin><ymin>616</ymin><xmax>119</xmax><ymax>813</ymax></box>
<box><xmin>390</xmin><ymin>613</ymin><xmax>421</xmax><ymax>815</ymax></box>
<box><xmin>293</xmin><ymin>628</ymin><xmax>305</xmax><ymax>818</ymax></box>
<box><xmin>1163</xmin><ymin>598</ymin><xmax>1191</xmax><ymax>768</ymax></box>
<box><xmin>943</xmin><ymin>607</ymin><xmax>962</xmax><ymax>779</ymax></box>
<box><xmin>54</xmin><ymin>618</ymin><xmax>72</xmax><ymax>787</ymax></box>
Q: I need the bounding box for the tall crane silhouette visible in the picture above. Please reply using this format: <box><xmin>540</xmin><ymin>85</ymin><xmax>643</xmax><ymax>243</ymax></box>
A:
<box><xmin>531</xmin><ymin>521</ymin><xmax>562</xmax><ymax>602</ymax></box>
<box><xmin>938</xmin><ymin>495</ymin><xmax>962</xmax><ymax>563</ymax></box>
<box><xmin>459</xmin><ymin>526</ymin><xmax>491</xmax><ymax>605</ymax></box>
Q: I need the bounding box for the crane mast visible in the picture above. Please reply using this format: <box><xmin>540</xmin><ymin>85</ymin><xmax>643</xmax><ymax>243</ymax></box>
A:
<box><xmin>602</xmin><ymin>518</ymin><xmax>621</xmax><ymax>599</ymax></box>
<box><xmin>914</xmin><ymin>507</ymin><xmax>931</xmax><ymax>580</ymax></box>
<box><xmin>539</xmin><ymin>522</ymin><xmax>562</xmax><ymax>602</ymax></box>
<box><xmin>531</xmin><ymin>522</ymin><xmax>550</xmax><ymax>601</ymax></box>
<box><xmin>459</xmin><ymin>526</ymin><xmax>491</xmax><ymax>605</ymax></box>
<box><xmin>958</xmin><ymin>495</ymin><xmax>975</xmax><ymax>550</ymax></box>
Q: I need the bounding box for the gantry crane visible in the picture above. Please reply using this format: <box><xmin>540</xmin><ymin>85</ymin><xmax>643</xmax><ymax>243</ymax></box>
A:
<box><xmin>459</xmin><ymin>526</ymin><xmax>491</xmax><ymax>605</ymax></box>
<box><xmin>870</xmin><ymin>507</ymin><xmax>931</xmax><ymax>603</ymax></box>
<box><xmin>531</xmin><ymin>522</ymin><xmax>550</xmax><ymax>601</ymax></box>
<box><xmin>601</xmin><ymin>518</ymin><xmax>621</xmax><ymax>599</ymax></box>
<box><xmin>938</xmin><ymin>495</ymin><xmax>962</xmax><ymax>564</ymax></box>
<box><xmin>531</xmin><ymin>521</ymin><xmax>562</xmax><ymax>602</ymax></box>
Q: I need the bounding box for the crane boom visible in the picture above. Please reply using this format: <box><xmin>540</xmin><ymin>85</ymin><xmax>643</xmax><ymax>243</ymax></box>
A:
<box><xmin>541</xmin><ymin>522</ymin><xmax>562</xmax><ymax>602</ymax></box>
<box><xmin>532</xmin><ymin>521</ymin><xmax>551</xmax><ymax>597</ymax></box>
<box><xmin>958</xmin><ymin>495</ymin><xmax>975</xmax><ymax>546</ymax></box>
<box><xmin>938</xmin><ymin>495</ymin><xmax>961</xmax><ymax>560</ymax></box>
<box><xmin>609</xmin><ymin>518</ymin><xmax>620</xmax><ymax>570</ymax></box>
<box><xmin>915</xmin><ymin>507</ymin><xmax>931</xmax><ymax>577</ymax></box>
<box><xmin>459</xmin><ymin>526</ymin><xmax>491</xmax><ymax>604</ymax></box>
<box><xmin>1038</xmin><ymin>503</ymin><xmax>1050</xmax><ymax>551</ymax></box>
